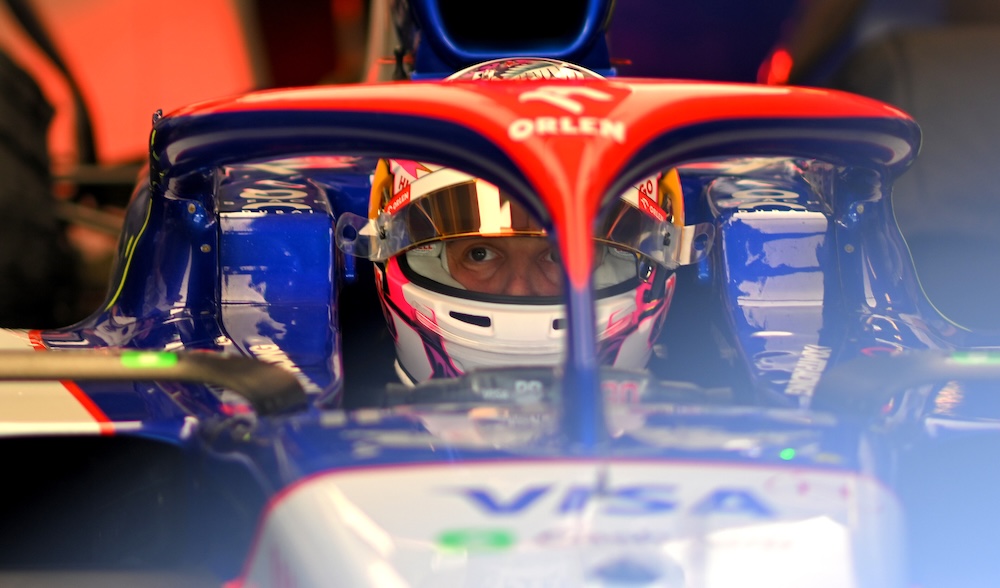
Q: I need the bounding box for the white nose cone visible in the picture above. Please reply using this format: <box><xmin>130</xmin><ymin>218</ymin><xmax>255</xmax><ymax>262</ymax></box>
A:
<box><xmin>237</xmin><ymin>460</ymin><xmax>904</xmax><ymax>587</ymax></box>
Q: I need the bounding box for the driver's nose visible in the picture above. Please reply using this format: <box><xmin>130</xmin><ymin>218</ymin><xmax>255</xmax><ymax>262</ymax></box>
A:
<box><xmin>499</xmin><ymin>262</ymin><xmax>560</xmax><ymax>297</ymax></box>
<box><xmin>501</xmin><ymin>271</ymin><xmax>533</xmax><ymax>296</ymax></box>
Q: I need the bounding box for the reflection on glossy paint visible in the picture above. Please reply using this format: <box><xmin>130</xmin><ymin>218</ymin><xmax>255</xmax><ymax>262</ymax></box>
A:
<box><xmin>932</xmin><ymin>381</ymin><xmax>964</xmax><ymax>417</ymax></box>
<box><xmin>324</xmin><ymin>484</ymin><xmax>395</xmax><ymax>556</ymax></box>
<box><xmin>685</xmin><ymin>517</ymin><xmax>854</xmax><ymax>587</ymax></box>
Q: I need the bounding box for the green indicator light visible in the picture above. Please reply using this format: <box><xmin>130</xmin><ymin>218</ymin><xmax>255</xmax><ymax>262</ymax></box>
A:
<box><xmin>437</xmin><ymin>528</ymin><xmax>515</xmax><ymax>553</ymax></box>
<box><xmin>121</xmin><ymin>351</ymin><xmax>178</xmax><ymax>369</ymax></box>
<box><xmin>950</xmin><ymin>352</ymin><xmax>1000</xmax><ymax>365</ymax></box>
<box><xmin>779</xmin><ymin>448</ymin><xmax>796</xmax><ymax>460</ymax></box>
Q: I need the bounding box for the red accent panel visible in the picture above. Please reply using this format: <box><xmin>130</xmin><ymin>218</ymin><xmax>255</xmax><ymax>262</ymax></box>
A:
<box><xmin>28</xmin><ymin>329</ymin><xmax>46</xmax><ymax>350</ymax></box>
<box><xmin>60</xmin><ymin>380</ymin><xmax>114</xmax><ymax>436</ymax></box>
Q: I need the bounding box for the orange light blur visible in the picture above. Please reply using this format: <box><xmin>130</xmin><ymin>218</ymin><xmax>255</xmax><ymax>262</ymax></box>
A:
<box><xmin>758</xmin><ymin>47</ymin><xmax>794</xmax><ymax>85</ymax></box>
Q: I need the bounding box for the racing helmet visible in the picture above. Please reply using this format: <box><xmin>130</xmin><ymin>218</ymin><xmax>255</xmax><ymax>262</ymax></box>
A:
<box><xmin>444</xmin><ymin>57</ymin><xmax>605</xmax><ymax>81</ymax></box>
<box><xmin>335</xmin><ymin>159</ymin><xmax>693</xmax><ymax>386</ymax></box>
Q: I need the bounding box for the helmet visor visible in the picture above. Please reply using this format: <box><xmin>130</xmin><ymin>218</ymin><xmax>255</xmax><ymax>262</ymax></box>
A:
<box><xmin>403</xmin><ymin>179</ymin><xmax>546</xmax><ymax>245</ymax></box>
<box><xmin>336</xmin><ymin>170</ymin><xmax>690</xmax><ymax>271</ymax></box>
<box><xmin>337</xmin><ymin>173</ymin><xmax>546</xmax><ymax>261</ymax></box>
<box><xmin>595</xmin><ymin>198</ymin><xmax>680</xmax><ymax>268</ymax></box>
<box><xmin>403</xmin><ymin>235</ymin><xmax>643</xmax><ymax>298</ymax></box>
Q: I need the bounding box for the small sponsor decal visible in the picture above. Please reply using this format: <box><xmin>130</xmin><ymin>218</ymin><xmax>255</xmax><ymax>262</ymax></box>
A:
<box><xmin>535</xmin><ymin>527</ymin><xmax>673</xmax><ymax>547</ymax></box>
<box><xmin>437</xmin><ymin>528</ymin><xmax>516</xmax><ymax>553</ymax></box>
<box><xmin>219</xmin><ymin>177</ymin><xmax>330</xmax><ymax>214</ymax></box>
<box><xmin>784</xmin><ymin>344</ymin><xmax>832</xmax><ymax>398</ymax></box>
<box><xmin>636</xmin><ymin>178</ymin><xmax>666</xmax><ymax>223</ymax></box>
<box><xmin>237</xmin><ymin>179</ymin><xmax>313</xmax><ymax>212</ymax></box>
<box><xmin>385</xmin><ymin>184</ymin><xmax>411</xmax><ymax>215</ymax></box>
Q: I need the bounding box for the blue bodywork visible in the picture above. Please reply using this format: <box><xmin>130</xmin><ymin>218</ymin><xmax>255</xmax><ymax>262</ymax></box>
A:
<box><xmin>9</xmin><ymin>1</ymin><xmax>1000</xmax><ymax>584</ymax></box>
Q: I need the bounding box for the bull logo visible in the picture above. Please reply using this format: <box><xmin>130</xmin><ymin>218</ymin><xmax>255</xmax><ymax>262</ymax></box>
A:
<box><xmin>518</xmin><ymin>86</ymin><xmax>613</xmax><ymax>114</ymax></box>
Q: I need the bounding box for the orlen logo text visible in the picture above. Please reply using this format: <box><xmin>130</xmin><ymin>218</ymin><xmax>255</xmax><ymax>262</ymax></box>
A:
<box><xmin>508</xmin><ymin>87</ymin><xmax>626</xmax><ymax>144</ymax></box>
<box><xmin>455</xmin><ymin>484</ymin><xmax>773</xmax><ymax>517</ymax></box>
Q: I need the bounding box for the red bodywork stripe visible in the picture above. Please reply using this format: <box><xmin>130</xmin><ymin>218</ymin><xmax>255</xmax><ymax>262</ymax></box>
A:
<box><xmin>27</xmin><ymin>329</ymin><xmax>115</xmax><ymax>435</ymax></box>
<box><xmin>27</xmin><ymin>329</ymin><xmax>46</xmax><ymax>351</ymax></box>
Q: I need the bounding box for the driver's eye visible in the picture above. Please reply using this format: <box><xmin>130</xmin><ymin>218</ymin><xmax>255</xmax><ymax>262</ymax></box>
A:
<box><xmin>468</xmin><ymin>246</ymin><xmax>497</xmax><ymax>262</ymax></box>
<box><xmin>543</xmin><ymin>247</ymin><xmax>560</xmax><ymax>264</ymax></box>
